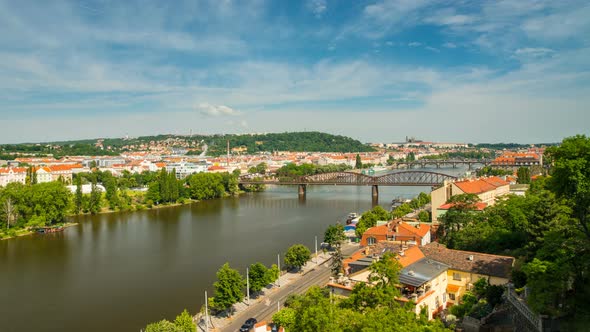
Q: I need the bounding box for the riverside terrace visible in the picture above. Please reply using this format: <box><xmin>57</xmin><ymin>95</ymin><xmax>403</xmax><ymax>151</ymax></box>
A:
<box><xmin>238</xmin><ymin>170</ymin><xmax>457</xmax><ymax>200</ymax></box>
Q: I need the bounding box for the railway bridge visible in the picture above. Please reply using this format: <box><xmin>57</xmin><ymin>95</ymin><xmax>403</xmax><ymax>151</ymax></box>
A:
<box><xmin>239</xmin><ymin>171</ymin><xmax>457</xmax><ymax>200</ymax></box>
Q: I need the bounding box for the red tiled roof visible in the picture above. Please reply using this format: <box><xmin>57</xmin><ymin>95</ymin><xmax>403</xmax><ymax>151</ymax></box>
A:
<box><xmin>398</xmin><ymin>222</ymin><xmax>430</xmax><ymax>238</ymax></box>
<box><xmin>438</xmin><ymin>202</ymin><xmax>487</xmax><ymax>211</ymax></box>
<box><xmin>453</xmin><ymin>179</ymin><xmax>496</xmax><ymax>194</ymax></box>
<box><xmin>482</xmin><ymin>176</ymin><xmax>509</xmax><ymax>187</ymax></box>
<box><xmin>397</xmin><ymin>246</ymin><xmax>425</xmax><ymax>267</ymax></box>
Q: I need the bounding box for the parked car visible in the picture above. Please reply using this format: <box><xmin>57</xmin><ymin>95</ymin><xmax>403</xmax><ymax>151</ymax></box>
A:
<box><xmin>239</xmin><ymin>318</ymin><xmax>258</xmax><ymax>332</ymax></box>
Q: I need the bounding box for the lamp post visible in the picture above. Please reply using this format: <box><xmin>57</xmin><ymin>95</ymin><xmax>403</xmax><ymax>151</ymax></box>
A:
<box><xmin>205</xmin><ymin>291</ymin><xmax>209</xmax><ymax>332</ymax></box>
<box><xmin>315</xmin><ymin>235</ymin><xmax>318</xmax><ymax>264</ymax></box>
<box><xmin>277</xmin><ymin>253</ymin><xmax>281</xmax><ymax>287</ymax></box>
<box><xmin>246</xmin><ymin>267</ymin><xmax>250</xmax><ymax>305</ymax></box>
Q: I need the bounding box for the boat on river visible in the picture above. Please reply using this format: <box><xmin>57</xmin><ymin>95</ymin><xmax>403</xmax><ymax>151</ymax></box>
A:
<box><xmin>35</xmin><ymin>226</ymin><xmax>64</xmax><ymax>234</ymax></box>
<box><xmin>345</xmin><ymin>212</ymin><xmax>359</xmax><ymax>224</ymax></box>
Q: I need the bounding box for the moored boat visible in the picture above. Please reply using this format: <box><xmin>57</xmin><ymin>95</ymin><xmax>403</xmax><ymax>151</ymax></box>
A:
<box><xmin>35</xmin><ymin>226</ymin><xmax>65</xmax><ymax>234</ymax></box>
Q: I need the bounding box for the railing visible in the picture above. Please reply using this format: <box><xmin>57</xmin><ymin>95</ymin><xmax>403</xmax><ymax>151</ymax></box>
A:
<box><xmin>505</xmin><ymin>284</ymin><xmax>542</xmax><ymax>332</ymax></box>
<box><xmin>239</xmin><ymin>171</ymin><xmax>456</xmax><ymax>186</ymax></box>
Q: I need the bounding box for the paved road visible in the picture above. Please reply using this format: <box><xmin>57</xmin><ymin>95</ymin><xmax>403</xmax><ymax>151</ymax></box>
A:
<box><xmin>221</xmin><ymin>244</ymin><xmax>359</xmax><ymax>332</ymax></box>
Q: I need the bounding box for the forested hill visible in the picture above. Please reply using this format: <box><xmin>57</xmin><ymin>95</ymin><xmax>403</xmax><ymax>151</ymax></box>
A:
<box><xmin>0</xmin><ymin>132</ymin><xmax>374</xmax><ymax>158</ymax></box>
<box><xmin>205</xmin><ymin>132</ymin><xmax>375</xmax><ymax>155</ymax></box>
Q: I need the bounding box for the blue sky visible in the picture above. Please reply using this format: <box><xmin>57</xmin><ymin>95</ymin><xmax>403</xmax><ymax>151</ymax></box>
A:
<box><xmin>1</xmin><ymin>0</ymin><xmax>589</xmax><ymax>143</ymax></box>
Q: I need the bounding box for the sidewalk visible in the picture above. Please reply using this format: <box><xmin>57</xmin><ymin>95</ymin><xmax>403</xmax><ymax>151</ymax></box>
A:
<box><xmin>196</xmin><ymin>242</ymin><xmax>359</xmax><ymax>331</ymax></box>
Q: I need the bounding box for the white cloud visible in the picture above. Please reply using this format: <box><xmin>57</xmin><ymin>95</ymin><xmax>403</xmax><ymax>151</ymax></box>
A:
<box><xmin>424</xmin><ymin>8</ymin><xmax>475</xmax><ymax>26</ymax></box>
<box><xmin>308</xmin><ymin>0</ymin><xmax>327</xmax><ymax>18</ymax></box>
<box><xmin>408</xmin><ymin>42</ymin><xmax>422</xmax><ymax>47</ymax></box>
<box><xmin>442</xmin><ymin>42</ymin><xmax>457</xmax><ymax>48</ymax></box>
<box><xmin>514</xmin><ymin>47</ymin><xmax>554</xmax><ymax>57</ymax></box>
<box><xmin>196</xmin><ymin>103</ymin><xmax>240</xmax><ymax>117</ymax></box>
<box><xmin>425</xmin><ymin>46</ymin><xmax>440</xmax><ymax>53</ymax></box>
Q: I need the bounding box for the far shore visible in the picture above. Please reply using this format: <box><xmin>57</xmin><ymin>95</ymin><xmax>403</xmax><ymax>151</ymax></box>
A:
<box><xmin>0</xmin><ymin>191</ymin><xmax>253</xmax><ymax>241</ymax></box>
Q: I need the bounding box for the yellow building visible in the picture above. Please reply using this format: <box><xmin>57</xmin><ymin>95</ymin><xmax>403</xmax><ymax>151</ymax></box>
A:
<box><xmin>420</xmin><ymin>243</ymin><xmax>514</xmax><ymax>305</ymax></box>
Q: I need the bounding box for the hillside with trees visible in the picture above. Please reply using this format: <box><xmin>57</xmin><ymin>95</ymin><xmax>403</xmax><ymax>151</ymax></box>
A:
<box><xmin>0</xmin><ymin>132</ymin><xmax>374</xmax><ymax>159</ymax></box>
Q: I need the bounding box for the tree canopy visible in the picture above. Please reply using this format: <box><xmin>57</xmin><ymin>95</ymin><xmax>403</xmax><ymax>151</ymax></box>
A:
<box><xmin>284</xmin><ymin>244</ymin><xmax>311</xmax><ymax>271</ymax></box>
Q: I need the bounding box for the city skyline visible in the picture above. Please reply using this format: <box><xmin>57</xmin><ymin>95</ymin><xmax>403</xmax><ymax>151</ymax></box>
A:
<box><xmin>1</xmin><ymin>0</ymin><xmax>589</xmax><ymax>143</ymax></box>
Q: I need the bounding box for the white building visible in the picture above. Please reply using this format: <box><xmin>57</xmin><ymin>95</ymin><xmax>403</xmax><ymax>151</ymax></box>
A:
<box><xmin>0</xmin><ymin>167</ymin><xmax>26</xmax><ymax>186</ymax></box>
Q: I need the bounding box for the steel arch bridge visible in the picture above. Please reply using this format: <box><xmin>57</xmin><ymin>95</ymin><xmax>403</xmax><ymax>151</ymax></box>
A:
<box><xmin>238</xmin><ymin>171</ymin><xmax>457</xmax><ymax>199</ymax></box>
<box><xmin>299</xmin><ymin>171</ymin><xmax>456</xmax><ymax>186</ymax></box>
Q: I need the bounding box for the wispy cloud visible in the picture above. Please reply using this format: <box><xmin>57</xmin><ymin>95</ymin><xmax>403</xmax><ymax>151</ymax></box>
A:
<box><xmin>196</xmin><ymin>103</ymin><xmax>240</xmax><ymax>117</ymax></box>
<box><xmin>308</xmin><ymin>0</ymin><xmax>328</xmax><ymax>18</ymax></box>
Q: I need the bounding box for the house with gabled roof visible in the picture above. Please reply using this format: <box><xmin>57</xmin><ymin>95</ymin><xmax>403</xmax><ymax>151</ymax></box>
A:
<box><xmin>431</xmin><ymin>176</ymin><xmax>510</xmax><ymax>223</ymax></box>
<box><xmin>420</xmin><ymin>242</ymin><xmax>514</xmax><ymax>305</ymax></box>
<box><xmin>360</xmin><ymin>220</ymin><xmax>431</xmax><ymax>246</ymax></box>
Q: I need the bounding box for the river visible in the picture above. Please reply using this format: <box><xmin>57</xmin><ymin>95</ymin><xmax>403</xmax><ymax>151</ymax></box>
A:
<box><xmin>0</xmin><ymin>167</ymin><xmax>467</xmax><ymax>332</ymax></box>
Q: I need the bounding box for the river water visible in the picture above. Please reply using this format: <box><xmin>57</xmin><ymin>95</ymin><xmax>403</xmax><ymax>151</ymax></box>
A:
<box><xmin>0</xmin><ymin>168</ymin><xmax>466</xmax><ymax>332</ymax></box>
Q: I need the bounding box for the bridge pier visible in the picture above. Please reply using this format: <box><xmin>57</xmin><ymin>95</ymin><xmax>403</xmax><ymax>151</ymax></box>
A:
<box><xmin>372</xmin><ymin>185</ymin><xmax>379</xmax><ymax>200</ymax></box>
<box><xmin>298</xmin><ymin>184</ymin><xmax>307</xmax><ymax>197</ymax></box>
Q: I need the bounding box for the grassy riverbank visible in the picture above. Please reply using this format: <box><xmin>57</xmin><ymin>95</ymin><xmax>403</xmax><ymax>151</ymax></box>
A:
<box><xmin>0</xmin><ymin>222</ymin><xmax>78</xmax><ymax>240</ymax></box>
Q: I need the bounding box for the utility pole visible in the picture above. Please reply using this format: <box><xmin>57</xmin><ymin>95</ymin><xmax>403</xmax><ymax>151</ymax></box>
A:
<box><xmin>315</xmin><ymin>236</ymin><xmax>318</xmax><ymax>265</ymax></box>
<box><xmin>205</xmin><ymin>291</ymin><xmax>209</xmax><ymax>332</ymax></box>
<box><xmin>277</xmin><ymin>254</ymin><xmax>281</xmax><ymax>287</ymax></box>
<box><xmin>246</xmin><ymin>267</ymin><xmax>250</xmax><ymax>305</ymax></box>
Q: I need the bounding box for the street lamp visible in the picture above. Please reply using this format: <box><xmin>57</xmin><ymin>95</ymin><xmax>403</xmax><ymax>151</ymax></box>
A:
<box><xmin>246</xmin><ymin>267</ymin><xmax>250</xmax><ymax>305</ymax></box>
<box><xmin>315</xmin><ymin>235</ymin><xmax>318</xmax><ymax>264</ymax></box>
<box><xmin>277</xmin><ymin>253</ymin><xmax>281</xmax><ymax>287</ymax></box>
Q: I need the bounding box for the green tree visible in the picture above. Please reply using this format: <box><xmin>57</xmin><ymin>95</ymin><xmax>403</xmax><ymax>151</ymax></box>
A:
<box><xmin>168</xmin><ymin>170</ymin><xmax>179</xmax><ymax>202</ymax></box>
<box><xmin>145</xmin><ymin>319</ymin><xmax>176</xmax><ymax>332</ymax></box>
<box><xmin>368</xmin><ymin>252</ymin><xmax>402</xmax><ymax>288</ymax></box>
<box><xmin>323</xmin><ymin>223</ymin><xmax>346</xmax><ymax>247</ymax></box>
<box><xmin>103</xmin><ymin>172</ymin><xmax>120</xmax><ymax>210</ymax></box>
<box><xmin>517</xmin><ymin>167</ymin><xmax>531</xmax><ymax>184</ymax></box>
<box><xmin>272</xmin><ymin>307</ymin><xmax>296</xmax><ymax>330</ymax></box>
<box><xmin>355</xmin><ymin>153</ymin><xmax>362</xmax><ymax>169</ymax></box>
<box><xmin>2</xmin><ymin>197</ymin><xmax>16</xmax><ymax>230</ymax></box>
<box><xmin>74</xmin><ymin>175</ymin><xmax>83</xmax><ymax>214</ymax></box>
<box><xmin>173</xmin><ymin>309</ymin><xmax>196</xmax><ymax>332</ymax></box>
<box><xmin>329</xmin><ymin>245</ymin><xmax>344</xmax><ymax>277</ymax></box>
<box><xmin>248</xmin><ymin>262</ymin><xmax>270</xmax><ymax>293</ymax></box>
<box><xmin>284</xmin><ymin>244</ymin><xmax>311</xmax><ymax>271</ymax></box>
<box><xmin>546</xmin><ymin>135</ymin><xmax>590</xmax><ymax>239</ymax></box>
<box><xmin>418</xmin><ymin>210</ymin><xmax>430</xmax><ymax>223</ymax></box>
<box><xmin>187</xmin><ymin>173</ymin><xmax>225</xmax><ymax>200</ymax></box>
<box><xmin>212</xmin><ymin>263</ymin><xmax>244</xmax><ymax>313</ymax></box>
<box><xmin>89</xmin><ymin>180</ymin><xmax>102</xmax><ymax>214</ymax></box>
<box><xmin>146</xmin><ymin>181</ymin><xmax>161</xmax><ymax>205</ymax></box>
<box><xmin>158</xmin><ymin>168</ymin><xmax>170</xmax><ymax>203</ymax></box>
<box><xmin>267</xmin><ymin>264</ymin><xmax>279</xmax><ymax>284</ymax></box>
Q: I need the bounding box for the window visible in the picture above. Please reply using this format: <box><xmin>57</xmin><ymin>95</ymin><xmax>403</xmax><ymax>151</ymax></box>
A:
<box><xmin>453</xmin><ymin>272</ymin><xmax>461</xmax><ymax>281</ymax></box>
<box><xmin>443</xmin><ymin>293</ymin><xmax>447</xmax><ymax>302</ymax></box>
<box><xmin>367</xmin><ymin>237</ymin><xmax>376</xmax><ymax>245</ymax></box>
<box><xmin>449</xmin><ymin>293</ymin><xmax>455</xmax><ymax>301</ymax></box>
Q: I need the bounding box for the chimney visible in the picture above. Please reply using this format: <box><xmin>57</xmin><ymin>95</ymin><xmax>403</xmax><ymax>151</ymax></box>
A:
<box><xmin>468</xmin><ymin>255</ymin><xmax>474</xmax><ymax>261</ymax></box>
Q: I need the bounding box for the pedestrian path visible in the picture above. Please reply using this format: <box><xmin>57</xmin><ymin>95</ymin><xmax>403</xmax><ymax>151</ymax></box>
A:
<box><xmin>195</xmin><ymin>243</ymin><xmax>359</xmax><ymax>331</ymax></box>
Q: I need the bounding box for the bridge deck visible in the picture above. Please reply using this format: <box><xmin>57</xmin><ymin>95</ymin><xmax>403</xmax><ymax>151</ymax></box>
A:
<box><xmin>239</xmin><ymin>170</ymin><xmax>457</xmax><ymax>187</ymax></box>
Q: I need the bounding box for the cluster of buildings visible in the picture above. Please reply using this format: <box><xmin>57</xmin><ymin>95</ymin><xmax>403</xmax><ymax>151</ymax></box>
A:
<box><xmin>430</xmin><ymin>176</ymin><xmax>511</xmax><ymax>223</ymax></box>
<box><xmin>0</xmin><ymin>150</ymin><xmax>395</xmax><ymax>187</ymax></box>
<box><xmin>491</xmin><ymin>149</ymin><xmax>544</xmax><ymax>166</ymax></box>
<box><xmin>329</xmin><ymin>218</ymin><xmax>514</xmax><ymax>320</ymax></box>
<box><xmin>326</xmin><ymin>172</ymin><xmax>525</xmax><ymax>321</ymax></box>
